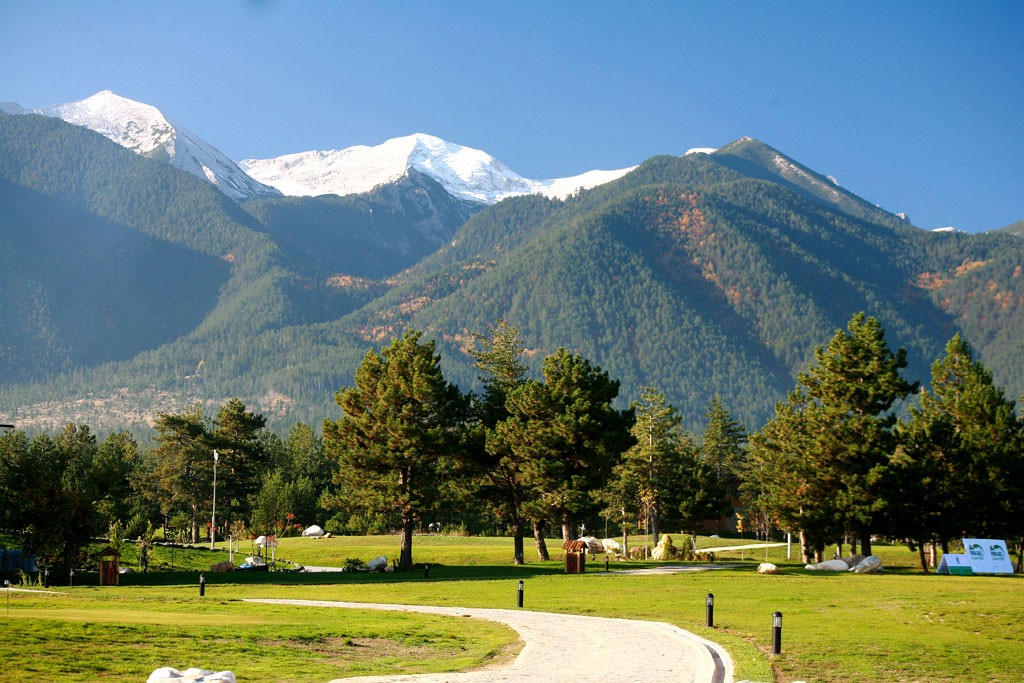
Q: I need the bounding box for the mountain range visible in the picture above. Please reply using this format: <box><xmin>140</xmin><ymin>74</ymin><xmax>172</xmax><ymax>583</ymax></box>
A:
<box><xmin>8</xmin><ymin>91</ymin><xmax>633</xmax><ymax>205</ymax></box>
<box><xmin>1</xmin><ymin>91</ymin><xmax>1022</xmax><ymax>435</ymax></box>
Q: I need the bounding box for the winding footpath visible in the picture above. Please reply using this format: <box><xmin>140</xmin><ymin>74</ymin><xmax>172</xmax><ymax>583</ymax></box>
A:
<box><xmin>245</xmin><ymin>599</ymin><xmax>734</xmax><ymax>683</ymax></box>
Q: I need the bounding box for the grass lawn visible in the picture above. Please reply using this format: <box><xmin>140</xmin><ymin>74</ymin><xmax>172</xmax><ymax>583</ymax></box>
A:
<box><xmin>0</xmin><ymin>588</ymin><xmax>517</xmax><ymax>682</ymax></box>
<box><xmin>5</xmin><ymin>534</ymin><xmax>1020</xmax><ymax>682</ymax></box>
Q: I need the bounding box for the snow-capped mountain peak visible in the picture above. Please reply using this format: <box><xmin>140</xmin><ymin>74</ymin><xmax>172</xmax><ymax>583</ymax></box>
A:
<box><xmin>37</xmin><ymin>91</ymin><xmax>279</xmax><ymax>200</ymax></box>
<box><xmin>42</xmin><ymin>90</ymin><xmax>175</xmax><ymax>157</ymax></box>
<box><xmin>241</xmin><ymin>133</ymin><xmax>533</xmax><ymax>203</ymax></box>
<box><xmin>241</xmin><ymin>133</ymin><xmax>635</xmax><ymax>205</ymax></box>
<box><xmin>29</xmin><ymin>91</ymin><xmax>632</xmax><ymax>205</ymax></box>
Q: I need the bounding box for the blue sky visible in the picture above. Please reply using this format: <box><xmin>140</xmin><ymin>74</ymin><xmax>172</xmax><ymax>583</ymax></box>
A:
<box><xmin>2</xmin><ymin>1</ymin><xmax>1021</xmax><ymax>232</ymax></box>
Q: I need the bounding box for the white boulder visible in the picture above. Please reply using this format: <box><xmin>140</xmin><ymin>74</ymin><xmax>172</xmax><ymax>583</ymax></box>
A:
<box><xmin>580</xmin><ymin>536</ymin><xmax>604</xmax><ymax>554</ymax></box>
<box><xmin>602</xmin><ymin>538</ymin><xmax>624</xmax><ymax>557</ymax></box>
<box><xmin>367</xmin><ymin>555</ymin><xmax>388</xmax><ymax>571</ymax></box>
<box><xmin>301</xmin><ymin>524</ymin><xmax>325</xmax><ymax>537</ymax></box>
<box><xmin>148</xmin><ymin>667</ymin><xmax>236</xmax><ymax>682</ymax></box>
<box><xmin>757</xmin><ymin>562</ymin><xmax>780</xmax><ymax>574</ymax></box>
<box><xmin>805</xmin><ymin>559</ymin><xmax>849</xmax><ymax>571</ymax></box>
<box><xmin>850</xmin><ymin>556</ymin><xmax>883</xmax><ymax>574</ymax></box>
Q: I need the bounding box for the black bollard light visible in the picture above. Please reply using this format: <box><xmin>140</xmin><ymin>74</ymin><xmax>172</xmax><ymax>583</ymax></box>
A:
<box><xmin>706</xmin><ymin>592</ymin><xmax>715</xmax><ymax>628</ymax></box>
<box><xmin>517</xmin><ymin>580</ymin><xmax>524</xmax><ymax>608</ymax></box>
<box><xmin>424</xmin><ymin>563</ymin><xmax>430</xmax><ymax>580</ymax></box>
<box><xmin>199</xmin><ymin>573</ymin><xmax>206</xmax><ymax>597</ymax></box>
<box><xmin>604</xmin><ymin>556</ymin><xmax>609</xmax><ymax>572</ymax></box>
<box><xmin>771</xmin><ymin>611</ymin><xmax>783</xmax><ymax>655</ymax></box>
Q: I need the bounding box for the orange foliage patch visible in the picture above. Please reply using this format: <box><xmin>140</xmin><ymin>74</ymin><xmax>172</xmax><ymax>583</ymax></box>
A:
<box><xmin>913</xmin><ymin>272</ymin><xmax>949</xmax><ymax>290</ymax></box>
<box><xmin>326</xmin><ymin>274</ymin><xmax>378</xmax><ymax>289</ymax></box>
<box><xmin>954</xmin><ymin>258</ymin><xmax>989</xmax><ymax>276</ymax></box>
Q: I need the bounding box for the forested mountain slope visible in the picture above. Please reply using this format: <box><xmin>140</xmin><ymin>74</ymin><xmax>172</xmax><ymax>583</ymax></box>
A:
<box><xmin>1</xmin><ymin>123</ymin><xmax>1021</xmax><ymax>434</ymax></box>
<box><xmin>241</xmin><ymin>168</ymin><xmax>480</xmax><ymax>279</ymax></box>
<box><xmin>309</xmin><ymin>148</ymin><xmax>1023</xmax><ymax>430</ymax></box>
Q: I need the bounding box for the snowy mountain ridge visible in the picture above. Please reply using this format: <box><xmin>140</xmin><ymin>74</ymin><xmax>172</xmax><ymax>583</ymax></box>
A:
<box><xmin>240</xmin><ymin>133</ymin><xmax>636</xmax><ymax>204</ymax></box>
<box><xmin>37</xmin><ymin>90</ymin><xmax>280</xmax><ymax>200</ymax></box>
<box><xmin>24</xmin><ymin>90</ymin><xmax>633</xmax><ymax>204</ymax></box>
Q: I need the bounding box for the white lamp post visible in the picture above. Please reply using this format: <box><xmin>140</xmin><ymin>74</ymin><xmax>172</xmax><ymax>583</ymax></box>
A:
<box><xmin>211</xmin><ymin>449</ymin><xmax>219</xmax><ymax>550</ymax></box>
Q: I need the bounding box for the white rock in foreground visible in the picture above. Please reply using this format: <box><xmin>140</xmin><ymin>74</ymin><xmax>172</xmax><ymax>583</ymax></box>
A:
<box><xmin>148</xmin><ymin>667</ymin><xmax>235</xmax><ymax>683</ymax></box>
<box><xmin>301</xmin><ymin>524</ymin><xmax>325</xmax><ymax>537</ymax></box>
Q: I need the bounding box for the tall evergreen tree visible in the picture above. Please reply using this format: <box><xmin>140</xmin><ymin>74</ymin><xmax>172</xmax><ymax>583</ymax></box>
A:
<box><xmin>0</xmin><ymin>426</ymin><xmax>101</xmax><ymax>580</ymax></box>
<box><xmin>147</xmin><ymin>405</ymin><xmax>214</xmax><ymax>543</ymax></box>
<box><xmin>599</xmin><ymin>387</ymin><xmax>690</xmax><ymax>555</ymax></box>
<box><xmin>796</xmin><ymin>313</ymin><xmax>916</xmax><ymax>556</ymax></box>
<box><xmin>893</xmin><ymin>334</ymin><xmax>1023</xmax><ymax>569</ymax></box>
<box><xmin>745</xmin><ymin>392</ymin><xmax>842</xmax><ymax>562</ymax></box>
<box><xmin>324</xmin><ymin>330</ymin><xmax>468</xmax><ymax>570</ymax></box>
<box><xmin>469</xmin><ymin>321</ymin><xmax>531</xmax><ymax>564</ymax></box>
<box><xmin>515</xmin><ymin>348</ymin><xmax>634</xmax><ymax>542</ymax></box>
<box><xmin>699</xmin><ymin>396</ymin><xmax>747</xmax><ymax>533</ymax></box>
<box><xmin>92</xmin><ymin>431</ymin><xmax>141</xmax><ymax>529</ymax></box>
<box><xmin>212</xmin><ymin>398</ymin><xmax>268</xmax><ymax>526</ymax></box>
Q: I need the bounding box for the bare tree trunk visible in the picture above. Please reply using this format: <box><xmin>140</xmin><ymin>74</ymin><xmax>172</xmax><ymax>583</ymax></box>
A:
<box><xmin>860</xmin><ymin>529</ymin><xmax>872</xmax><ymax>557</ymax></box>
<box><xmin>190</xmin><ymin>503</ymin><xmax>200</xmax><ymax>544</ymax></box>
<box><xmin>800</xmin><ymin>529</ymin><xmax>812</xmax><ymax>564</ymax></box>
<box><xmin>533</xmin><ymin>520</ymin><xmax>550</xmax><ymax>561</ymax></box>
<box><xmin>651</xmin><ymin>504</ymin><xmax>659</xmax><ymax>550</ymax></box>
<box><xmin>511</xmin><ymin>519</ymin><xmax>525</xmax><ymax>565</ymax></box>
<box><xmin>399</xmin><ymin>516</ymin><xmax>414</xmax><ymax>570</ymax></box>
<box><xmin>918</xmin><ymin>543</ymin><xmax>929</xmax><ymax>573</ymax></box>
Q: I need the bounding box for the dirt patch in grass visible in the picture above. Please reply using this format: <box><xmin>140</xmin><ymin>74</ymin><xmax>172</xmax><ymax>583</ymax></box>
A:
<box><xmin>260</xmin><ymin>636</ymin><xmax>436</xmax><ymax>662</ymax></box>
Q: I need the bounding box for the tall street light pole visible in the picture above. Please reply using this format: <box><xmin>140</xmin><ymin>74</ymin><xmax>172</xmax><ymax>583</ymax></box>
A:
<box><xmin>211</xmin><ymin>449</ymin><xmax>219</xmax><ymax>550</ymax></box>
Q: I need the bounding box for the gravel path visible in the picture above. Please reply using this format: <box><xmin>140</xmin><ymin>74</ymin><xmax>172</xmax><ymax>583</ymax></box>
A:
<box><xmin>245</xmin><ymin>599</ymin><xmax>734</xmax><ymax>683</ymax></box>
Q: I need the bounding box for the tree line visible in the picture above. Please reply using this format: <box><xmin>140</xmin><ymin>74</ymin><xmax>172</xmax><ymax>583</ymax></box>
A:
<box><xmin>1</xmin><ymin>314</ymin><xmax>1021</xmax><ymax>578</ymax></box>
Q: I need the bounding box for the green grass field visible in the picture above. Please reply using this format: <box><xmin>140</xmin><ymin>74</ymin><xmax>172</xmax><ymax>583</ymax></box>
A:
<box><xmin>4</xmin><ymin>534</ymin><xmax>1020</xmax><ymax>683</ymax></box>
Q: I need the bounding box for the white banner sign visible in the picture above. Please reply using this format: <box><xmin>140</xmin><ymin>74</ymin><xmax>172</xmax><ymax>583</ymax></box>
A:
<box><xmin>963</xmin><ymin>538</ymin><xmax>1014</xmax><ymax>574</ymax></box>
<box><xmin>936</xmin><ymin>553</ymin><xmax>973</xmax><ymax>575</ymax></box>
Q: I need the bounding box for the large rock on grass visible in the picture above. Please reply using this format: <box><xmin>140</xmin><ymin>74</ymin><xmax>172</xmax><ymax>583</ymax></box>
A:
<box><xmin>805</xmin><ymin>559</ymin><xmax>849</xmax><ymax>571</ymax></box>
<box><xmin>602</xmin><ymin>538</ymin><xmax>624</xmax><ymax>557</ymax></box>
<box><xmin>850</xmin><ymin>556</ymin><xmax>883</xmax><ymax>574</ymax></box>
<box><xmin>148</xmin><ymin>667</ymin><xmax>236</xmax><ymax>682</ymax></box>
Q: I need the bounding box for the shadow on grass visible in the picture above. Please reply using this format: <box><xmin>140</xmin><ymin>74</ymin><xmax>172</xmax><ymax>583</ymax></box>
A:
<box><xmin>117</xmin><ymin>562</ymin><xmax>572</xmax><ymax>587</ymax></box>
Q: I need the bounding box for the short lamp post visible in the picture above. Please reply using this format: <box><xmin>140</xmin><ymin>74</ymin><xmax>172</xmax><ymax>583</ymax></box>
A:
<box><xmin>706</xmin><ymin>592</ymin><xmax>715</xmax><ymax>628</ymax></box>
<box><xmin>517</xmin><ymin>580</ymin><xmax>524</xmax><ymax>608</ymax></box>
<box><xmin>210</xmin><ymin>449</ymin><xmax>219</xmax><ymax>550</ymax></box>
<box><xmin>771</xmin><ymin>611</ymin><xmax>783</xmax><ymax>655</ymax></box>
